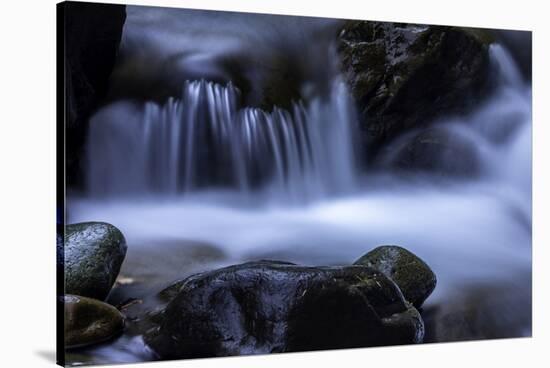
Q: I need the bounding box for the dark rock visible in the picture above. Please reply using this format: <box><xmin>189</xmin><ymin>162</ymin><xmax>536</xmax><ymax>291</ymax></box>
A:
<box><xmin>338</xmin><ymin>21</ymin><xmax>491</xmax><ymax>160</ymax></box>
<box><xmin>65</xmin><ymin>222</ymin><xmax>127</xmax><ymax>300</ymax></box>
<box><xmin>354</xmin><ymin>246</ymin><xmax>436</xmax><ymax>308</ymax></box>
<box><xmin>377</xmin><ymin>126</ymin><xmax>480</xmax><ymax>177</ymax></box>
<box><xmin>62</xmin><ymin>2</ymin><xmax>126</xmax><ymax>188</ymax></box>
<box><xmin>145</xmin><ymin>260</ymin><xmax>424</xmax><ymax>359</ymax></box>
<box><xmin>64</xmin><ymin>294</ymin><xmax>124</xmax><ymax>349</ymax></box>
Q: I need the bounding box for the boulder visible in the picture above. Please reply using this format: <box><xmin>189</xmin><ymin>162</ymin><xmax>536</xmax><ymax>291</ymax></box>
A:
<box><xmin>145</xmin><ymin>260</ymin><xmax>424</xmax><ymax>359</ymax></box>
<box><xmin>338</xmin><ymin>21</ymin><xmax>491</xmax><ymax>160</ymax></box>
<box><xmin>64</xmin><ymin>294</ymin><xmax>125</xmax><ymax>349</ymax></box>
<box><xmin>354</xmin><ymin>246</ymin><xmax>436</xmax><ymax>308</ymax></box>
<box><xmin>64</xmin><ymin>222</ymin><xmax>127</xmax><ymax>300</ymax></box>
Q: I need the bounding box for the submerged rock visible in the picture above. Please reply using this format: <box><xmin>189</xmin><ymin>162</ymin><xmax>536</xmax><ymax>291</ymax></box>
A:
<box><xmin>354</xmin><ymin>246</ymin><xmax>436</xmax><ymax>308</ymax></box>
<box><xmin>145</xmin><ymin>261</ymin><xmax>424</xmax><ymax>359</ymax></box>
<box><xmin>378</xmin><ymin>126</ymin><xmax>480</xmax><ymax>177</ymax></box>
<box><xmin>64</xmin><ymin>222</ymin><xmax>127</xmax><ymax>300</ymax></box>
<box><xmin>338</xmin><ymin>21</ymin><xmax>491</xmax><ymax>159</ymax></box>
<box><xmin>64</xmin><ymin>294</ymin><xmax>124</xmax><ymax>349</ymax></box>
<box><xmin>422</xmin><ymin>277</ymin><xmax>532</xmax><ymax>342</ymax></box>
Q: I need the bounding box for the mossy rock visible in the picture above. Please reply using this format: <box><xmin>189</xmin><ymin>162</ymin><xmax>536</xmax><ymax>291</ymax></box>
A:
<box><xmin>338</xmin><ymin>21</ymin><xmax>492</xmax><ymax>160</ymax></box>
<box><xmin>64</xmin><ymin>294</ymin><xmax>124</xmax><ymax>349</ymax></box>
<box><xmin>354</xmin><ymin>245</ymin><xmax>436</xmax><ymax>308</ymax></box>
<box><xmin>64</xmin><ymin>222</ymin><xmax>127</xmax><ymax>300</ymax></box>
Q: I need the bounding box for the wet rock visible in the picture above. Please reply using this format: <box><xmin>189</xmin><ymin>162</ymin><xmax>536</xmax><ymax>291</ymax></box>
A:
<box><xmin>64</xmin><ymin>294</ymin><xmax>124</xmax><ymax>349</ymax></box>
<box><xmin>145</xmin><ymin>260</ymin><xmax>424</xmax><ymax>359</ymax></box>
<box><xmin>338</xmin><ymin>21</ymin><xmax>491</xmax><ymax>159</ymax></box>
<box><xmin>378</xmin><ymin>126</ymin><xmax>480</xmax><ymax>177</ymax></box>
<box><xmin>65</xmin><ymin>222</ymin><xmax>127</xmax><ymax>300</ymax></box>
<box><xmin>354</xmin><ymin>246</ymin><xmax>436</xmax><ymax>308</ymax></box>
<box><xmin>62</xmin><ymin>2</ymin><xmax>126</xmax><ymax>187</ymax></box>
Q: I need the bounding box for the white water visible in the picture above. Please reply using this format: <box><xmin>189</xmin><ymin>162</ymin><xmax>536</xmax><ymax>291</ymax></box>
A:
<box><xmin>88</xmin><ymin>79</ymin><xmax>357</xmax><ymax>202</ymax></box>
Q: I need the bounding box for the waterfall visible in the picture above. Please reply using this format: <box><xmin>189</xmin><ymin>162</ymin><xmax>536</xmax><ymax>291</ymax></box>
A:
<box><xmin>468</xmin><ymin>44</ymin><xmax>531</xmax><ymax>193</ymax></box>
<box><xmin>68</xmin><ymin>7</ymin><xmax>533</xmax><ymax>360</ymax></box>
<box><xmin>87</xmin><ymin>79</ymin><xmax>358</xmax><ymax>201</ymax></box>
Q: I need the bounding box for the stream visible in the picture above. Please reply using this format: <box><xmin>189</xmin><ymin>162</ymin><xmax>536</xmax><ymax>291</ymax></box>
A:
<box><xmin>65</xmin><ymin>6</ymin><xmax>531</xmax><ymax>365</ymax></box>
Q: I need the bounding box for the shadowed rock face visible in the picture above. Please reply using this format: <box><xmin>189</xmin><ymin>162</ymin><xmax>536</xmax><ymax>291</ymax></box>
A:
<box><xmin>63</xmin><ymin>2</ymin><xmax>126</xmax><ymax>187</ymax></box>
<box><xmin>145</xmin><ymin>261</ymin><xmax>424</xmax><ymax>359</ymax></box>
<box><xmin>64</xmin><ymin>222</ymin><xmax>127</xmax><ymax>300</ymax></box>
<box><xmin>338</xmin><ymin>21</ymin><xmax>491</xmax><ymax>161</ymax></box>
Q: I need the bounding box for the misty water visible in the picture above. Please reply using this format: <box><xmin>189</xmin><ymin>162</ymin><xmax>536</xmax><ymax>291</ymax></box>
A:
<box><xmin>66</xmin><ymin>7</ymin><xmax>531</xmax><ymax>365</ymax></box>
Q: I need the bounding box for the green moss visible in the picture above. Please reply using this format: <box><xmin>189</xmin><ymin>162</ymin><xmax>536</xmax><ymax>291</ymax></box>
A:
<box><xmin>338</xmin><ymin>21</ymin><xmax>491</xmax><ymax>156</ymax></box>
<box><xmin>354</xmin><ymin>245</ymin><xmax>437</xmax><ymax>308</ymax></box>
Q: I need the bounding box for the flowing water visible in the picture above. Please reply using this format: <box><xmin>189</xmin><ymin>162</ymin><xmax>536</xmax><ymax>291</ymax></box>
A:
<box><xmin>87</xmin><ymin>79</ymin><xmax>357</xmax><ymax>202</ymax></box>
<box><xmin>66</xmin><ymin>7</ymin><xmax>532</xmax><ymax>365</ymax></box>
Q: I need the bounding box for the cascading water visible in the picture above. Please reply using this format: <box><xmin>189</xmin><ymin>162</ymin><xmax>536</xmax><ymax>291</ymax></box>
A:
<box><xmin>66</xmin><ymin>8</ymin><xmax>532</xmax><ymax>364</ymax></box>
<box><xmin>87</xmin><ymin>79</ymin><xmax>358</xmax><ymax>202</ymax></box>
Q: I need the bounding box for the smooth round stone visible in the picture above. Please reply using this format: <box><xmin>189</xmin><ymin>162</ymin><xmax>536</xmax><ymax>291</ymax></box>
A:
<box><xmin>64</xmin><ymin>222</ymin><xmax>127</xmax><ymax>300</ymax></box>
<box><xmin>64</xmin><ymin>294</ymin><xmax>125</xmax><ymax>349</ymax></box>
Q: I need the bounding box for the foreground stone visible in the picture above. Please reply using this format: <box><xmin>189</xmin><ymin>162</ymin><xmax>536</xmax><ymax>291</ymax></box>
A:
<box><xmin>64</xmin><ymin>294</ymin><xmax>124</xmax><ymax>349</ymax></box>
<box><xmin>64</xmin><ymin>222</ymin><xmax>127</xmax><ymax>300</ymax></box>
<box><xmin>338</xmin><ymin>21</ymin><xmax>491</xmax><ymax>159</ymax></box>
<box><xmin>354</xmin><ymin>246</ymin><xmax>437</xmax><ymax>308</ymax></box>
<box><xmin>145</xmin><ymin>260</ymin><xmax>424</xmax><ymax>359</ymax></box>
